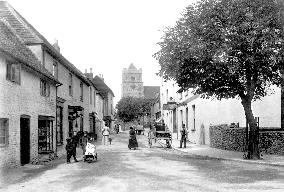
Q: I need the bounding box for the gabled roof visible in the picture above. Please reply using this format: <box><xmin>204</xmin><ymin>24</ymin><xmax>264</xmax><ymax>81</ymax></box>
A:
<box><xmin>0</xmin><ymin>1</ymin><xmax>41</xmax><ymax>44</ymax></box>
<box><xmin>0</xmin><ymin>20</ymin><xmax>59</xmax><ymax>84</ymax></box>
<box><xmin>92</xmin><ymin>76</ymin><xmax>115</xmax><ymax>97</ymax></box>
<box><xmin>0</xmin><ymin>1</ymin><xmax>90</xmax><ymax>86</ymax></box>
<box><xmin>144</xmin><ymin>86</ymin><xmax>160</xmax><ymax>99</ymax></box>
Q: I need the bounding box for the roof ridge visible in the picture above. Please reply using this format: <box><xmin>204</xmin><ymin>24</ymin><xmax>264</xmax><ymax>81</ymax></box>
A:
<box><xmin>2</xmin><ymin>1</ymin><xmax>42</xmax><ymax>43</ymax></box>
<box><xmin>0</xmin><ymin>20</ymin><xmax>59</xmax><ymax>84</ymax></box>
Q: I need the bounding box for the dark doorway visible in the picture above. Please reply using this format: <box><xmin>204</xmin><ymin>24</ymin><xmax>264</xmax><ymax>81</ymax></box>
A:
<box><xmin>20</xmin><ymin>116</ymin><xmax>30</xmax><ymax>165</ymax></box>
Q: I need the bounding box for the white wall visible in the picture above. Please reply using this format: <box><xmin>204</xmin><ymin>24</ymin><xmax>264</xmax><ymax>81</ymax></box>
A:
<box><xmin>160</xmin><ymin>77</ymin><xmax>282</xmax><ymax>145</ymax></box>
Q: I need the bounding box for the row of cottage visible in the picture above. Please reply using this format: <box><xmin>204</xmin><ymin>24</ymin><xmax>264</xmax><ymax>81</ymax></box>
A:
<box><xmin>151</xmin><ymin>69</ymin><xmax>284</xmax><ymax>155</ymax></box>
<box><xmin>0</xmin><ymin>1</ymin><xmax>114</xmax><ymax>168</ymax></box>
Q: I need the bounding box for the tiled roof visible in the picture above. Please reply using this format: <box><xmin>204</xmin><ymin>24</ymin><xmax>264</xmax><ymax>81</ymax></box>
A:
<box><xmin>0</xmin><ymin>1</ymin><xmax>90</xmax><ymax>86</ymax></box>
<box><xmin>143</xmin><ymin>86</ymin><xmax>160</xmax><ymax>99</ymax></box>
<box><xmin>0</xmin><ymin>20</ymin><xmax>59</xmax><ymax>84</ymax></box>
<box><xmin>92</xmin><ymin>76</ymin><xmax>115</xmax><ymax>97</ymax></box>
<box><xmin>0</xmin><ymin>1</ymin><xmax>41</xmax><ymax>43</ymax></box>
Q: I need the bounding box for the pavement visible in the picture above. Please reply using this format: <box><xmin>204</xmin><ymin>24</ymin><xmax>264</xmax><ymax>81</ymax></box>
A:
<box><xmin>164</xmin><ymin>137</ymin><xmax>284</xmax><ymax>167</ymax></box>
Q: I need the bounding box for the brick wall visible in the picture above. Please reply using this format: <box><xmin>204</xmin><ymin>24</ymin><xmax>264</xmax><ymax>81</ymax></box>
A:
<box><xmin>210</xmin><ymin>125</ymin><xmax>284</xmax><ymax>155</ymax></box>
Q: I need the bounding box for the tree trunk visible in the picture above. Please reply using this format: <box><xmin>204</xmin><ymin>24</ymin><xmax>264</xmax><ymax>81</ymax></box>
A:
<box><xmin>241</xmin><ymin>97</ymin><xmax>260</xmax><ymax>160</ymax></box>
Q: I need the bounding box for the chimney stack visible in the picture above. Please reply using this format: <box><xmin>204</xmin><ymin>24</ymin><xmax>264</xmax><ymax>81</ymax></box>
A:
<box><xmin>84</xmin><ymin>68</ymin><xmax>93</xmax><ymax>79</ymax></box>
<box><xmin>53</xmin><ymin>39</ymin><xmax>60</xmax><ymax>53</ymax></box>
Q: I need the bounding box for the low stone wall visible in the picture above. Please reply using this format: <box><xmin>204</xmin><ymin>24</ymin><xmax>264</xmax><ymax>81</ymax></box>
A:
<box><xmin>259</xmin><ymin>131</ymin><xmax>284</xmax><ymax>155</ymax></box>
<box><xmin>210</xmin><ymin>125</ymin><xmax>284</xmax><ymax>155</ymax></box>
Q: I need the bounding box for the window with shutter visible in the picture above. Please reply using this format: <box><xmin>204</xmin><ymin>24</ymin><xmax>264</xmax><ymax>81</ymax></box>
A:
<box><xmin>6</xmin><ymin>62</ymin><xmax>20</xmax><ymax>84</ymax></box>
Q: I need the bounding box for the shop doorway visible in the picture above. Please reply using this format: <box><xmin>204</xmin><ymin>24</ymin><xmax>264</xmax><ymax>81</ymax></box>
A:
<box><xmin>20</xmin><ymin>116</ymin><xmax>30</xmax><ymax>165</ymax></box>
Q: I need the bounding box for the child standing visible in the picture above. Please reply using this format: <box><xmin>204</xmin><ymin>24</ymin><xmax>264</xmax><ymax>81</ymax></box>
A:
<box><xmin>66</xmin><ymin>138</ymin><xmax>78</xmax><ymax>163</ymax></box>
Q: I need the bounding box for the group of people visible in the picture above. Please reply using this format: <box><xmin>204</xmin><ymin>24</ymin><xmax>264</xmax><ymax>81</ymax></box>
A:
<box><xmin>65</xmin><ymin>123</ymin><xmax>111</xmax><ymax>164</ymax></box>
<box><xmin>65</xmin><ymin>131</ymin><xmax>90</xmax><ymax>164</ymax></box>
<box><xmin>65</xmin><ymin>123</ymin><xmax>147</xmax><ymax>163</ymax></box>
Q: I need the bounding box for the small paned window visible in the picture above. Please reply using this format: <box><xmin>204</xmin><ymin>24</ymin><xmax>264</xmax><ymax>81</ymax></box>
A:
<box><xmin>52</xmin><ymin>61</ymin><xmax>58</xmax><ymax>79</ymax></box>
<box><xmin>94</xmin><ymin>90</ymin><xmax>96</xmax><ymax>107</ymax></box>
<box><xmin>0</xmin><ymin>118</ymin><xmax>9</xmax><ymax>147</ymax></box>
<box><xmin>69</xmin><ymin>73</ymin><xmax>73</xmax><ymax>96</ymax></box>
<box><xmin>80</xmin><ymin>82</ymin><xmax>83</xmax><ymax>101</ymax></box>
<box><xmin>6</xmin><ymin>62</ymin><xmax>21</xmax><ymax>84</ymax></box>
<box><xmin>90</xmin><ymin>87</ymin><xmax>92</xmax><ymax>105</ymax></box>
<box><xmin>38</xmin><ymin>119</ymin><xmax>53</xmax><ymax>153</ymax></box>
<box><xmin>40</xmin><ymin>80</ymin><xmax>50</xmax><ymax>97</ymax></box>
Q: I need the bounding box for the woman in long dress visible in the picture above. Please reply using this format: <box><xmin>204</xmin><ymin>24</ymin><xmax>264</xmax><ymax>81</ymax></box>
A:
<box><xmin>128</xmin><ymin>126</ymin><xmax>138</xmax><ymax>150</ymax></box>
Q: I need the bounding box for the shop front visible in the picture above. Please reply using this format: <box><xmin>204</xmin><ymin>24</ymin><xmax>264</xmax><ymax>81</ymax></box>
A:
<box><xmin>38</xmin><ymin>116</ymin><xmax>55</xmax><ymax>155</ymax></box>
<box><xmin>68</xmin><ymin>105</ymin><xmax>84</xmax><ymax>138</ymax></box>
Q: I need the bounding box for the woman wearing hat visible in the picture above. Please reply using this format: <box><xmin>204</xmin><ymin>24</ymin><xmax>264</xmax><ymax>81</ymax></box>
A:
<box><xmin>128</xmin><ymin>127</ymin><xmax>138</xmax><ymax>150</ymax></box>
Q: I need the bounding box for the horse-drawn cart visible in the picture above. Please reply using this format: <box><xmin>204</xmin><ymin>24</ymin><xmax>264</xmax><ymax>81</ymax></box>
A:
<box><xmin>148</xmin><ymin>122</ymin><xmax>172</xmax><ymax>148</ymax></box>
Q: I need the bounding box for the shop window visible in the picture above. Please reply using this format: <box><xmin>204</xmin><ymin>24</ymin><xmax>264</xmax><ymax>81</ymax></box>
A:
<box><xmin>38</xmin><ymin>117</ymin><xmax>53</xmax><ymax>153</ymax></box>
<box><xmin>40</xmin><ymin>80</ymin><xmax>50</xmax><ymax>97</ymax></box>
<box><xmin>0</xmin><ymin>118</ymin><xmax>9</xmax><ymax>147</ymax></box>
<box><xmin>6</xmin><ymin>62</ymin><xmax>21</xmax><ymax>84</ymax></box>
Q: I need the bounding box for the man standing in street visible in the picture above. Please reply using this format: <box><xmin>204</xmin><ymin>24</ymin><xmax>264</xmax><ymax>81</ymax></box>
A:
<box><xmin>180</xmin><ymin>124</ymin><xmax>187</xmax><ymax>148</ymax></box>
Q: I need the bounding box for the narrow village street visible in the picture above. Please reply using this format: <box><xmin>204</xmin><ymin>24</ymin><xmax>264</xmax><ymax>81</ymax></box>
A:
<box><xmin>1</xmin><ymin>130</ymin><xmax>284</xmax><ymax>192</ymax></box>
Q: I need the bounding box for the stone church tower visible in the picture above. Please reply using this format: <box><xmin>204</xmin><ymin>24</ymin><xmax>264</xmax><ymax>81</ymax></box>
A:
<box><xmin>122</xmin><ymin>63</ymin><xmax>144</xmax><ymax>98</ymax></box>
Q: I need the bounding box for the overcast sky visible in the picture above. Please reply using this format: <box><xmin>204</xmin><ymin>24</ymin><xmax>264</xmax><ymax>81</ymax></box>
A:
<box><xmin>8</xmin><ymin>0</ymin><xmax>195</xmax><ymax>104</ymax></box>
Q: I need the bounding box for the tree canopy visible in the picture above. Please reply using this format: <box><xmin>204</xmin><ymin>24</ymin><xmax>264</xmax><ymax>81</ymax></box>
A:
<box><xmin>155</xmin><ymin>0</ymin><xmax>284</xmax><ymax>100</ymax></box>
<box><xmin>154</xmin><ymin>0</ymin><xmax>284</xmax><ymax>159</ymax></box>
<box><xmin>116</xmin><ymin>97</ymin><xmax>153</xmax><ymax>122</ymax></box>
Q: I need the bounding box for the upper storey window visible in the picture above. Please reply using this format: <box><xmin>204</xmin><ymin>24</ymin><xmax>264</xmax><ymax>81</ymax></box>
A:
<box><xmin>131</xmin><ymin>76</ymin><xmax>135</xmax><ymax>81</ymax></box>
<box><xmin>6</xmin><ymin>62</ymin><xmax>21</xmax><ymax>84</ymax></box>
<box><xmin>69</xmin><ymin>73</ymin><xmax>73</xmax><ymax>96</ymax></box>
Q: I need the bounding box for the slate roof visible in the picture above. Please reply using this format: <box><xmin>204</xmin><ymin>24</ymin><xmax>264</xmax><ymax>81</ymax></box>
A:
<box><xmin>92</xmin><ymin>76</ymin><xmax>115</xmax><ymax>97</ymax></box>
<box><xmin>143</xmin><ymin>86</ymin><xmax>160</xmax><ymax>99</ymax></box>
<box><xmin>0</xmin><ymin>20</ymin><xmax>59</xmax><ymax>84</ymax></box>
<box><xmin>0</xmin><ymin>1</ymin><xmax>90</xmax><ymax>86</ymax></box>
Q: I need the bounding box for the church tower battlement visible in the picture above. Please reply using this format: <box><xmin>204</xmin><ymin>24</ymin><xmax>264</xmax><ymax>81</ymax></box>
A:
<box><xmin>121</xmin><ymin>63</ymin><xmax>144</xmax><ymax>98</ymax></box>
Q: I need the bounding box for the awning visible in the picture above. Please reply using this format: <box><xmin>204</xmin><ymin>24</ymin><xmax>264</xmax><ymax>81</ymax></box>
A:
<box><xmin>68</xmin><ymin>105</ymin><xmax>84</xmax><ymax>111</ymax></box>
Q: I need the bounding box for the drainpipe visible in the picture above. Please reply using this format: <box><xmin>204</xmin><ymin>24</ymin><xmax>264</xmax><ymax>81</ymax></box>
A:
<box><xmin>55</xmin><ymin>85</ymin><xmax>58</xmax><ymax>157</ymax></box>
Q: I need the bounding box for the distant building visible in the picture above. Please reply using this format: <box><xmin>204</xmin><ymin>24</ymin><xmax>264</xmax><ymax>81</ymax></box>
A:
<box><xmin>121</xmin><ymin>63</ymin><xmax>144</xmax><ymax>98</ymax></box>
<box><xmin>121</xmin><ymin>63</ymin><xmax>159</xmax><ymax>99</ymax></box>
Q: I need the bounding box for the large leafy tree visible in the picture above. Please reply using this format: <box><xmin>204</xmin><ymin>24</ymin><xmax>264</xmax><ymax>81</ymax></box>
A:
<box><xmin>116</xmin><ymin>97</ymin><xmax>153</xmax><ymax>122</ymax></box>
<box><xmin>154</xmin><ymin>0</ymin><xmax>284</xmax><ymax>159</ymax></box>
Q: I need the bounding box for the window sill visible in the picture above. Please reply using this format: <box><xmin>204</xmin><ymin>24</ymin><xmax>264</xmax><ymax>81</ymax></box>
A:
<box><xmin>0</xmin><ymin>145</ymin><xmax>8</xmax><ymax>148</ymax></box>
